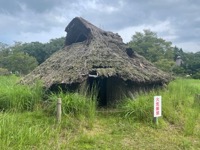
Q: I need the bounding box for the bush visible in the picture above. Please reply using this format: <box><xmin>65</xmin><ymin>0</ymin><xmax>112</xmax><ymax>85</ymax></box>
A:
<box><xmin>0</xmin><ymin>68</ymin><xmax>10</xmax><ymax>76</ymax></box>
<box><xmin>191</xmin><ymin>72</ymin><xmax>200</xmax><ymax>79</ymax></box>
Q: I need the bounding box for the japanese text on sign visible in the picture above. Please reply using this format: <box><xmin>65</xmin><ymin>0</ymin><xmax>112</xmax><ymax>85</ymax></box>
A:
<box><xmin>154</xmin><ymin>96</ymin><xmax>162</xmax><ymax>117</ymax></box>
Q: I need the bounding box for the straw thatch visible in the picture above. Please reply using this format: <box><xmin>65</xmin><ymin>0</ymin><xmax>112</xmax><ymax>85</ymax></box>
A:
<box><xmin>21</xmin><ymin>17</ymin><xmax>171</xmax><ymax>105</ymax></box>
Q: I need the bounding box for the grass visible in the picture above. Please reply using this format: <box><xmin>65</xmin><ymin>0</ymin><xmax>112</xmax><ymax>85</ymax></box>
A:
<box><xmin>0</xmin><ymin>76</ymin><xmax>200</xmax><ymax>149</ymax></box>
<box><xmin>121</xmin><ymin>79</ymin><xmax>200</xmax><ymax>127</ymax></box>
<box><xmin>45</xmin><ymin>92</ymin><xmax>97</xmax><ymax>128</ymax></box>
<box><xmin>0</xmin><ymin>111</ymin><xmax>55</xmax><ymax>149</ymax></box>
<box><xmin>0</xmin><ymin>75</ymin><xmax>43</xmax><ymax>112</ymax></box>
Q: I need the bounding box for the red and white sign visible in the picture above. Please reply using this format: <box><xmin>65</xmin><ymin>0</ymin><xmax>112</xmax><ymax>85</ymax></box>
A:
<box><xmin>154</xmin><ymin>96</ymin><xmax>162</xmax><ymax>117</ymax></box>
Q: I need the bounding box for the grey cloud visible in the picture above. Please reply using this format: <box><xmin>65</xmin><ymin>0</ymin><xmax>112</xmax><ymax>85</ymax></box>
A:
<box><xmin>0</xmin><ymin>0</ymin><xmax>22</xmax><ymax>14</ymax></box>
<box><xmin>0</xmin><ymin>0</ymin><xmax>199</xmax><ymax>51</ymax></box>
<box><xmin>82</xmin><ymin>0</ymin><xmax>200</xmax><ymax>48</ymax></box>
<box><xmin>0</xmin><ymin>0</ymin><xmax>67</xmax><ymax>14</ymax></box>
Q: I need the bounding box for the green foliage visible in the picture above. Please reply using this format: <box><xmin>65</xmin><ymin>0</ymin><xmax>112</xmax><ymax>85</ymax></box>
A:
<box><xmin>44</xmin><ymin>37</ymin><xmax>65</xmax><ymax>58</ymax></box>
<box><xmin>0</xmin><ymin>112</ymin><xmax>58</xmax><ymax>149</ymax></box>
<box><xmin>0</xmin><ymin>42</ymin><xmax>8</xmax><ymax>50</ymax></box>
<box><xmin>120</xmin><ymin>79</ymin><xmax>200</xmax><ymax>131</ymax></box>
<box><xmin>129</xmin><ymin>29</ymin><xmax>174</xmax><ymax>63</ymax></box>
<box><xmin>0</xmin><ymin>68</ymin><xmax>9</xmax><ymax>75</ymax></box>
<box><xmin>192</xmin><ymin>71</ymin><xmax>200</xmax><ymax>79</ymax></box>
<box><xmin>154</xmin><ymin>59</ymin><xmax>175</xmax><ymax>72</ymax></box>
<box><xmin>46</xmin><ymin>92</ymin><xmax>96</xmax><ymax>122</ymax></box>
<box><xmin>122</xmin><ymin>96</ymin><xmax>153</xmax><ymax>122</ymax></box>
<box><xmin>0</xmin><ymin>37</ymin><xmax>65</xmax><ymax>75</ymax></box>
<box><xmin>14</xmin><ymin>37</ymin><xmax>65</xmax><ymax>64</ymax></box>
<box><xmin>161</xmin><ymin>79</ymin><xmax>200</xmax><ymax>125</ymax></box>
<box><xmin>128</xmin><ymin>30</ymin><xmax>200</xmax><ymax>78</ymax></box>
<box><xmin>0</xmin><ymin>76</ymin><xmax>43</xmax><ymax>112</ymax></box>
<box><xmin>0</xmin><ymin>76</ymin><xmax>200</xmax><ymax>149</ymax></box>
<box><xmin>172</xmin><ymin>66</ymin><xmax>185</xmax><ymax>75</ymax></box>
<box><xmin>183</xmin><ymin>108</ymin><xmax>199</xmax><ymax>135</ymax></box>
<box><xmin>18</xmin><ymin>42</ymin><xmax>47</xmax><ymax>64</ymax></box>
<box><xmin>183</xmin><ymin>52</ymin><xmax>200</xmax><ymax>77</ymax></box>
<box><xmin>0</xmin><ymin>52</ymin><xmax>38</xmax><ymax>75</ymax></box>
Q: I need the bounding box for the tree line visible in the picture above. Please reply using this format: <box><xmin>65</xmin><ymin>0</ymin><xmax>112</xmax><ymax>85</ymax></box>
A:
<box><xmin>0</xmin><ymin>37</ymin><xmax>65</xmax><ymax>75</ymax></box>
<box><xmin>129</xmin><ymin>30</ymin><xmax>200</xmax><ymax>79</ymax></box>
<box><xmin>0</xmin><ymin>30</ymin><xmax>199</xmax><ymax>79</ymax></box>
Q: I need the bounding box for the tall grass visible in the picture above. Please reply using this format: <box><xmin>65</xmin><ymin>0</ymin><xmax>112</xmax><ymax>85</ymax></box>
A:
<box><xmin>0</xmin><ymin>75</ymin><xmax>43</xmax><ymax>112</ymax></box>
<box><xmin>1</xmin><ymin>76</ymin><xmax>200</xmax><ymax>149</ymax></box>
<box><xmin>0</xmin><ymin>75</ymin><xmax>97</xmax><ymax>126</ymax></box>
<box><xmin>162</xmin><ymin>79</ymin><xmax>200</xmax><ymax>126</ymax></box>
<box><xmin>45</xmin><ymin>91</ymin><xmax>97</xmax><ymax>127</ymax></box>
<box><xmin>0</xmin><ymin>111</ymin><xmax>57</xmax><ymax>149</ymax></box>
<box><xmin>120</xmin><ymin>79</ymin><xmax>200</xmax><ymax>134</ymax></box>
<box><xmin>120</xmin><ymin>91</ymin><xmax>156</xmax><ymax>122</ymax></box>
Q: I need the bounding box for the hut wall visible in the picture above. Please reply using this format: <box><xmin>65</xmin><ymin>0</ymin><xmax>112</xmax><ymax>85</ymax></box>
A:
<box><xmin>106</xmin><ymin>77</ymin><xmax>127</xmax><ymax>106</ymax></box>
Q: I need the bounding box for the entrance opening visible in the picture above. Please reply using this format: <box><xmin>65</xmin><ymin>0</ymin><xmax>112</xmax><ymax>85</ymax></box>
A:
<box><xmin>88</xmin><ymin>77</ymin><xmax>107</xmax><ymax>107</ymax></box>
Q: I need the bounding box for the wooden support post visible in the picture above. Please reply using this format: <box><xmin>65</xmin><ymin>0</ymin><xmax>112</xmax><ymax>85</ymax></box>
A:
<box><xmin>153</xmin><ymin>117</ymin><xmax>158</xmax><ymax>125</ymax></box>
<box><xmin>57</xmin><ymin>98</ymin><xmax>62</xmax><ymax>123</ymax></box>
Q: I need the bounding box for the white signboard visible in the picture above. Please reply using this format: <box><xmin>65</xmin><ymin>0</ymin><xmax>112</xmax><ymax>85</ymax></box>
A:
<box><xmin>154</xmin><ymin>96</ymin><xmax>162</xmax><ymax>117</ymax></box>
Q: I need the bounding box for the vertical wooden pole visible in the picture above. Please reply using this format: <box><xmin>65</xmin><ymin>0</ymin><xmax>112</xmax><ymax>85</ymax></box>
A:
<box><xmin>153</xmin><ymin>117</ymin><xmax>158</xmax><ymax>125</ymax></box>
<box><xmin>57</xmin><ymin>98</ymin><xmax>62</xmax><ymax>123</ymax></box>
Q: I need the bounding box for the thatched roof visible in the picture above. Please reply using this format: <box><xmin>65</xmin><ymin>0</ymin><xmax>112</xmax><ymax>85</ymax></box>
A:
<box><xmin>22</xmin><ymin>17</ymin><xmax>170</xmax><ymax>88</ymax></box>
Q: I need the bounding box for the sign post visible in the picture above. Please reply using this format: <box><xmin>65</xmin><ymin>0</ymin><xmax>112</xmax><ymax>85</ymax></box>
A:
<box><xmin>153</xmin><ymin>96</ymin><xmax>162</xmax><ymax>125</ymax></box>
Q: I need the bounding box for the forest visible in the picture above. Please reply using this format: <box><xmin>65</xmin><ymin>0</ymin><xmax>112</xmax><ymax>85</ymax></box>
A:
<box><xmin>0</xmin><ymin>30</ymin><xmax>200</xmax><ymax>78</ymax></box>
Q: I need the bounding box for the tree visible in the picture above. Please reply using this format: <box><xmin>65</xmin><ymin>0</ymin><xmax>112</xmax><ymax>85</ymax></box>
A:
<box><xmin>183</xmin><ymin>52</ymin><xmax>200</xmax><ymax>78</ymax></box>
<box><xmin>12</xmin><ymin>37</ymin><xmax>65</xmax><ymax>64</ymax></box>
<box><xmin>0</xmin><ymin>37</ymin><xmax>65</xmax><ymax>75</ymax></box>
<box><xmin>0</xmin><ymin>42</ymin><xmax>39</xmax><ymax>75</ymax></box>
<box><xmin>0</xmin><ymin>52</ymin><xmax>38</xmax><ymax>75</ymax></box>
<box><xmin>0</xmin><ymin>42</ymin><xmax>8</xmax><ymax>51</ymax></box>
<box><xmin>154</xmin><ymin>59</ymin><xmax>175</xmax><ymax>72</ymax></box>
<box><xmin>16</xmin><ymin>42</ymin><xmax>47</xmax><ymax>64</ymax></box>
<box><xmin>43</xmin><ymin>37</ymin><xmax>65</xmax><ymax>59</ymax></box>
<box><xmin>128</xmin><ymin>30</ymin><xmax>185</xmax><ymax>74</ymax></box>
<box><xmin>129</xmin><ymin>29</ymin><xmax>174</xmax><ymax>63</ymax></box>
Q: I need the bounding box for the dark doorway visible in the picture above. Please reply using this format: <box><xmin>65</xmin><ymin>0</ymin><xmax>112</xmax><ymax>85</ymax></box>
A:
<box><xmin>88</xmin><ymin>77</ymin><xmax>107</xmax><ymax>107</ymax></box>
<box><xmin>48</xmin><ymin>82</ymin><xmax>80</xmax><ymax>93</ymax></box>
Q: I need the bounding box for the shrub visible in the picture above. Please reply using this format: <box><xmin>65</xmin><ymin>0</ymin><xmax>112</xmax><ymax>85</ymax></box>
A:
<box><xmin>192</xmin><ymin>72</ymin><xmax>200</xmax><ymax>79</ymax></box>
<box><xmin>0</xmin><ymin>68</ymin><xmax>10</xmax><ymax>76</ymax></box>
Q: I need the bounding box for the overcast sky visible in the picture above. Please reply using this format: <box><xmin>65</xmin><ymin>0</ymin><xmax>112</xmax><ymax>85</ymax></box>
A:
<box><xmin>0</xmin><ymin>0</ymin><xmax>199</xmax><ymax>52</ymax></box>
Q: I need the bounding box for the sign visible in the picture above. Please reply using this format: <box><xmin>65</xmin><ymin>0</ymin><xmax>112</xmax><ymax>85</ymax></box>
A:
<box><xmin>154</xmin><ymin>96</ymin><xmax>162</xmax><ymax>117</ymax></box>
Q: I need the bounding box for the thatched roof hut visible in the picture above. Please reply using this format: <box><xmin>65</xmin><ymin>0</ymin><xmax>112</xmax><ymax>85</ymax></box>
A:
<box><xmin>22</xmin><ymin>17</ymin><xmax>170</xmax><ymax>106</ymax></box>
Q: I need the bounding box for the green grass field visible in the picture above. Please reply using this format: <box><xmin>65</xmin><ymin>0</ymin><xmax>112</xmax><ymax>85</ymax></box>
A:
<box><xmin>0</xmin><ymin>76</ymin><xmax>200</xmax><ymax>149</ymax></box>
